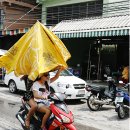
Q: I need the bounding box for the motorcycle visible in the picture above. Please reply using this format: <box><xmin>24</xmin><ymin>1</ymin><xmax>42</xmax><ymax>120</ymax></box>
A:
<box><xmin>16</xmin><ymin>89</ymin><xmax>77</xmax><ymax>130</ymax></box>
<box><xmin>115</xmin><ymin>81</ymin><xmax>130</xmax><ymax>119</ymax></box>
<box><xmin>86</xmin><ymin>77</ymin><xmax>119</xmax><ymax>111</ymax></box>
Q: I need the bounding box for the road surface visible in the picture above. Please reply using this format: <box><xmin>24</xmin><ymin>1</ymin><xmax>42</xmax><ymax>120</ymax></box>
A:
<box><xmin>0</xmin><ymin>86</ymin><xmax>129</xmax><ymax>130</ymax></box>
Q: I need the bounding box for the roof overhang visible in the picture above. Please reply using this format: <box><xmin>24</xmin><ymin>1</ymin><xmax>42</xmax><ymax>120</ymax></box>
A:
<box><xmin>52</xmin><ymin>15</ymin><xmax>130</xmax><ymax>38</ymax></box>
<box><xmin>1</xmin><ymin>0</ymin><xmax>39</xmax><ymax>9</ymax></box>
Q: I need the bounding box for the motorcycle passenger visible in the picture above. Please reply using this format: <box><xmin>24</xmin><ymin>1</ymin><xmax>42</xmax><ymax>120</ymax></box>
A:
<box><xmin>32</xmin><ymin>66</ymin><xmax>64</xmax><ymax>130</ymax></box>
<box><xmin>20</xmin><ymin>75</ymin><xmax>37</xmax><ymax>128</ymax></box>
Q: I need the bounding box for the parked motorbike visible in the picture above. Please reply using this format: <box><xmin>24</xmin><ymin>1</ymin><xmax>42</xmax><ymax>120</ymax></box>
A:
<box><xmin>115</xmin><ymin>81</ymin><xmax>130</xmax><ymax>119</ymax></box>
<box><xmin>86</xmin><ymin>77</ymin><xmax>119</xmax><ymax>111</ymax></box>
<box><xmin>16</xmin><ymin>90</ymin><xmax>77</xmax><ymax>130</ymax></box>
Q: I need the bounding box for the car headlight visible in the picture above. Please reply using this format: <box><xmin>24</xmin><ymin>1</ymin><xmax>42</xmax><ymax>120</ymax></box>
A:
<box><xmin>57</xmin><ymin>82</ymin><xmax>64</xmax><ymax>87</ymax></box>
<box><xmin>57</xmin><ymin>82</ymin><xmax>72</xmax><ymax>88</ymax></box>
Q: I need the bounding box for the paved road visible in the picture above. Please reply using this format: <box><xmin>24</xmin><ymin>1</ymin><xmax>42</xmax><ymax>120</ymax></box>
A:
<box><xmin>0</xmin><ymin>87</ymin><xmax>91</xmax><ymax>130</ymax></box>
<box><xmin>0</xmin><ymin>86</ymin><xmax>129</xmax><ymax>130</ymax></box>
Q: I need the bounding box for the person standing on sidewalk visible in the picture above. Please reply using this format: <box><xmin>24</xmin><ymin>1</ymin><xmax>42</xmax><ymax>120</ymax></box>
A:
<box><xmin>122</xmin><ymin>66</ymin><xmax>129</xmax><ymax>84</ymax></box>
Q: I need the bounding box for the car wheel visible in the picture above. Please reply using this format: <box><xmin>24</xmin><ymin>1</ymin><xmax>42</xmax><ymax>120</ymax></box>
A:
<box><xmin>8</xmin><ymin>80</ymin><xmax>17</xmax><ymax>93</ymax></box>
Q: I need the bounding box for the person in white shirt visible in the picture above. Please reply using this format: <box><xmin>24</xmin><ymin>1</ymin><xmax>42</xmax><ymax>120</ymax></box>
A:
<box><xmin>32</xmin><ymin>66</ymin><xmax>64</xmax><ymax>130</ymax></box>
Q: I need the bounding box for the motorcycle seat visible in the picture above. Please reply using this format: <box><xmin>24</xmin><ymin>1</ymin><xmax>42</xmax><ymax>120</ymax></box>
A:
<box><xmin>91</xmin><ymin>86</ymin><xmax>106</xmax><ymax>92</ymax></box>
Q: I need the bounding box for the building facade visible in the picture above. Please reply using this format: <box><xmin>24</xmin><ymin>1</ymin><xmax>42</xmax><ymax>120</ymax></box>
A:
<box><xmin>37</xmin><ymin>0</ymin><xmax>129</xmax><ymax>25</ymax></box>
<box><xmin>0</xmin><ymin>0</ymin><xmax>42</xmax><ymax>82</ymax></box>
<box><xmin>0</xmin><ymin>0</ymin><xmax>41</xmax><ymax>50</ymax></box>
<box><xmin>37</xmin><ymin>0</ymin><xmax>129</xmax><ymax>81</ymax></box>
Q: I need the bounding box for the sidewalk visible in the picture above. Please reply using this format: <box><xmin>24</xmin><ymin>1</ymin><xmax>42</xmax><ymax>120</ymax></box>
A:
<box><xmin>73</xmin><ymin>80</ymin><xmax>129</xmax><ymax>130</ymax></box>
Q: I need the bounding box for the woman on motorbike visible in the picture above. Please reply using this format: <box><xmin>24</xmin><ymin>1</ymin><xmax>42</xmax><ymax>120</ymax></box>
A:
<box><xmin>32</xmin><ymin>66</ymin><xmax>64</xmax><ymax>130</ymax></box>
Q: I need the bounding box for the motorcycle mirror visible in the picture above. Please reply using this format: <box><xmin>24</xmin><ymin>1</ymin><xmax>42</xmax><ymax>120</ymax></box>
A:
<box><xmin>104</xmin><ymin>74</ymin><xmax>107</xmax><ymax>78</ymax></box>
<box><xmin>119</xmin><ymin>81</ymin><xmax>124</xmax><ymax>84</ymax></box>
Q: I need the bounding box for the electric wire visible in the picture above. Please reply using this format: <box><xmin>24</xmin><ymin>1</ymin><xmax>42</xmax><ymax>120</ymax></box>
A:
<box><xmin>0</xmin><ymin>0</ymin><xmax>129</xmax><ymax>28</ymax></box>
<box><xmin>4</xmin><ymin>3</ymin><xmax>41</xmax><ymax>30</ymax></box>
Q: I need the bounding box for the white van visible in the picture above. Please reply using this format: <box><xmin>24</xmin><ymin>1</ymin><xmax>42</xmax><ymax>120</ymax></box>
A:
<box><xmin>4</xmin><ymin>69</ymin><xmax>88</xmax><ymax>100</ymax></box>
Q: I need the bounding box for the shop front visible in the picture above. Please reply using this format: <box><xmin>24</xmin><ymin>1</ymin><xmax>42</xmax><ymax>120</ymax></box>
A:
<box><xmin>52</xmin><ymin>15</ymin><xmax>129</xmax><ymax>80</ymax></box>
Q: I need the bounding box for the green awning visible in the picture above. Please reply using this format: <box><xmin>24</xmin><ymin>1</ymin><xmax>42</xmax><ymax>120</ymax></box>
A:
<box><xmin>52</xmin><ymin>15</ymin><xmax>130</xmax><ymax>38</ymax></box>
<box><xmin>55</xmin><ymin>29</ymin><xmax>129</xmax><ymax>38</ymax></box>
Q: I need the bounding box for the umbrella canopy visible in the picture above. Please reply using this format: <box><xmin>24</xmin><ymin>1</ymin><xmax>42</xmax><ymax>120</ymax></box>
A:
<box><xmin>0</xmin><ymin>21</ymin><xmax>71</xmax><ymax>81</ymax></box>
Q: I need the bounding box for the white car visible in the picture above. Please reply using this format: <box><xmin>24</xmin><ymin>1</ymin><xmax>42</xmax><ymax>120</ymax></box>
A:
<box><xmin>4</xmin><ymin>69</ymin><xmax>88</xmax><ymax>100</ymax></box>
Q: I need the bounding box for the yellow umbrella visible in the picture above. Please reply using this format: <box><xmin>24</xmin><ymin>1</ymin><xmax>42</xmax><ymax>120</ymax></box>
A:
<box><xmin>0</xmin><ymin>21</ymin><xmax>71</xmax><ymax>81</ymax></box>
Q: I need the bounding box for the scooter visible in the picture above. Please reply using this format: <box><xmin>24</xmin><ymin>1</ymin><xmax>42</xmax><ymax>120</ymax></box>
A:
<box><xmin>16</xmin><ymin>91</ymin><xmax>77</xmax><ymax>130</ymax></box>
<box><xmin>86</xmin><ymin>77</ymin><xmax>119</xmax><ymax>111</ymax></box>
<box><xmin>115</xmin><ymin>81</ymin><xmax>130</xmax><ymax>119</ymax></box>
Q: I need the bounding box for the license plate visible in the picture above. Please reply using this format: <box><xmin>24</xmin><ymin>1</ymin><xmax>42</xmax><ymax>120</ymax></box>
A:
<box><xmin>115</xmin><ymin>97</ymin><xmax>124</xmax><ymax>104</ymax></box>
<box><xmin>78</xmin><ymin>90</ymin><xmax>85</xmax><ymax>95</ymax></box>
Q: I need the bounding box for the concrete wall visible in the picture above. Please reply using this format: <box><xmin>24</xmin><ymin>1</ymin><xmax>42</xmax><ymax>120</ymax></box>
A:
<box><xmin>3</xmin><ymin>8</ymin><xmax>35</xmax><ymax>30</ymax></box>
<box><xmin>38</xmin><ymin>0</ymin><xmax>92</xmax><ymax>7</ymax></box>
<box><xmin>0</xmin><ymin>2</ymin><xmax>41</xmax><ymax>30</ymax></box>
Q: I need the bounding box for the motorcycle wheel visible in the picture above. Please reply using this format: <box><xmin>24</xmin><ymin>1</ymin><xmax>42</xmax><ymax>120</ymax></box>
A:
<box><xmin>117</xmin><ymin>106</ymin><xmax>126</xmax><ymax>119</ymax></box>
<box><xmin>87</xmin><ymin>94</ymin><xmax>100</xmax><ymax>111</ymax></box>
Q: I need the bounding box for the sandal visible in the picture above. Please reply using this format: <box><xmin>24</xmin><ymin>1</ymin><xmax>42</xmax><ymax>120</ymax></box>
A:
<box><xmin>25</xmin><ymin>117</ymin><xmax>30</xmax><ymax>128</ymax></box>
<box><xmin>41</xmin><ymin>127</ymin><xmax>47</xmax><ymax>130</ymax></box>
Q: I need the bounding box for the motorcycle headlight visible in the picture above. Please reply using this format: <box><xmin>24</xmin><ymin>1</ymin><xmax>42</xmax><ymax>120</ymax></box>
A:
<box><xmin>55</xmin><ymin>116</ymin><xmax>62</xmax><ymax>122</ymax></box>
<box><xmin>60</xmin><ymin>114</ymin><xmax>71</xmax><ymax>123</ymax></box>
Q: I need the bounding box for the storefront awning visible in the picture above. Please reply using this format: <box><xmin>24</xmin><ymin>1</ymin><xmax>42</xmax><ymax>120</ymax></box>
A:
<box><xmin>0</xmin><ymin>28</ymin><xmax>30</xmax><ymax>36</ymax></box>
<box><xmin>52</xmin><ymin>15</ymin><xmax>130</xmax><ymax>38</ymax></box>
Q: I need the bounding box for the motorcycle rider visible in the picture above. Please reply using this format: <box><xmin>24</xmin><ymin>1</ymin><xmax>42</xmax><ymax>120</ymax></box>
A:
<box><xmin>32</xmin><ymin>66</ymin><xmax>64</xmax><ymax>130</ymax></box>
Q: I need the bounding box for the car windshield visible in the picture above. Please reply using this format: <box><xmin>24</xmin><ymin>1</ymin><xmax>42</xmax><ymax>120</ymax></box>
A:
<box><xmin>50</xmin><ymin>69</ymin><xmax>73</xmax><ymax>76</ymax></box>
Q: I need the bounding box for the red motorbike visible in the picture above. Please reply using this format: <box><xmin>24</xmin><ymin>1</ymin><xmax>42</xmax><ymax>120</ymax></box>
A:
<box><xmin>16</xmin><ymin>92</ymin><xmax>77</xmax><ymax>130</ymax></box>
